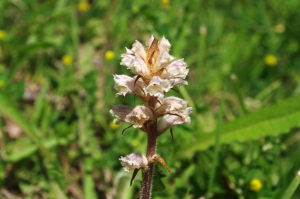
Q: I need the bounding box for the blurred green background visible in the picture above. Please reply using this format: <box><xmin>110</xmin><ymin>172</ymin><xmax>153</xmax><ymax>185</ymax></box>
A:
<box><xmin>1</xmin><ymin>0</ymin><xmax>300</xmax><ymax>198</ymax></box>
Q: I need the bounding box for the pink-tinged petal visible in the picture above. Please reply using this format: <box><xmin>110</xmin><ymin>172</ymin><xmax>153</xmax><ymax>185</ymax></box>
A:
<box><xmin>161</xmin><ymin>59</ymin><xmax>189</xmax><ymax>79</ymax></box>
<box><xmin>157</xmin><ymin>107</ymin><xmax>192</xmax><ymax>135</ymax></box>
<box><xmin>132</xmin><ymin>56</ymin><xmax>150</xmax><ymax>77</ymax></box>
<box><xmin>156</xmin><ymin>97</ymin><xmax>189</xmax><ymax>115</ymax></box>
<box><xmin>113</xmin><ymin>75</ymin><xmax>134</xmax><ymax>96</ymax></box>
<box><xmin>151</xmin><ymin>36</ymin><xmax>173</xmax><ymax>72</ymax></box>
<box><xmin>121</xmin><ymin>47</ymin><xmax>150</xmax><ymax>77</ymax></box>
<box><xmin>158</xmin><ymin>36</ymin><xmax>171</xmax><ymax>52</ymax></box>
<box><xmin>155</xmin><ymin>50</ymin><xmax>174</xmax><ymax>71</ymax></box>
<box><xmin>113</xmin><ymin>74</ymin><xmax>147</xmax><ymax>97</ymax></box>
<box><xmin>110</xmin><ymin>105</ymin><xmax>153</xmax><ymax>128</ymax></box>
<box><xmin>119</xmin><ymin>153</ymin><xmax>148</xmax><ymax>172</ymax></box>
<box><xmin>120</xmin><ymin>50</ymin><xmax>135</xmax><ymax>68</ymax></box>
<box><xmin>125</xmin><ymin>106</ymin><xmax>153</xmax><ymax>128</ymax></box>
<box><xmin>170</xmin><ymin>78</ymin><xmax>188</xmax><ymax>87</ymax></box>
<box><xmin>146</xmin><ymin>76</ymin><xmax>172</xmax><ymax>99</ymax></box>
<box><xmin>132</xmin><ymin>40</ymin><xmax>147</xmax><ymax>60</ymax></box>
<box><xmin>146</xmin><ymin>35</ymin><xmax>155</xmax><ymax>47</ymax></box>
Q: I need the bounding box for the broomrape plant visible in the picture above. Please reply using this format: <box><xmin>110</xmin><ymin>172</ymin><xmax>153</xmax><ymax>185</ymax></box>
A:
<box><xmin>110</xmin><ymin>35</ymin><xmax>192</xmax><ymax>199</ymax></box>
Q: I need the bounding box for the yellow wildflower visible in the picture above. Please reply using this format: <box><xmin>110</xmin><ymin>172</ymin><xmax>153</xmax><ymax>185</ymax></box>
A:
<box><xmin>264</xmin><ymin>54</ymin><xmax>277</xmax><ymax>67</ymax></box>
<box><xmin>105</xmin><ymin>50</ymin><xmax>115</xmax><ymax>60</ymax></box>
<box><xmin>77</xmin><ymin>1</ymin><xmax>90</xmax><ymax>12</ymax></box>
<box><xmin>161</xmin><ymin>0</ymin><xmax>170</xmax><ymax>6</ymax></box>
<box><xmin>61</xmin><ymin>55</ymin><xmax>73</xmax><ymax>66</ymax></box>
<box><xmin>109</xmin><ymin>121</ymin><xmax>120</xmax><ymax>130</ymax></box>
<box><xmin>249</xmin><ymin>179</ymin><xmax>262</xmax><ymax>192</ymax></box>
<box><xmin>0</xmin><ymin>30</ymin><xmax>7</xmax><ymax>40</ymax></box>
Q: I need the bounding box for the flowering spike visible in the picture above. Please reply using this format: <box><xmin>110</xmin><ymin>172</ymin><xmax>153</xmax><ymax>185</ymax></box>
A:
<box><xmin>113</xmin><ymin>35</ymin><xmax>192</xmax><ymax>197</ymax></box>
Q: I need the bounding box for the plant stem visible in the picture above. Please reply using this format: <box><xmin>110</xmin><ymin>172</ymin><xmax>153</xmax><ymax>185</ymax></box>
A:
<box><xmin>141</xmin><ymin>122</ymin><xmax>157</xmax><ymax>199</ymax></box>
<box><xmin>141</xmin><ymin>97</ymin><xmax>158</xmax><ymax>199</ymax></box>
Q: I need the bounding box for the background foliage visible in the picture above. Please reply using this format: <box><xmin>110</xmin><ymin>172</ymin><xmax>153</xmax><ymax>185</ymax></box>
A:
<box><xmin>1</xmin><ymin>0</ymin><xmax>300</xmax><ymax>198</ymax></box>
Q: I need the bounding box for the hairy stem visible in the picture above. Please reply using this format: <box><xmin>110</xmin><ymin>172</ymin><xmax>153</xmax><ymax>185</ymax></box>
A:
<box><xmin>141</xmin><ymin>98</ymin><xmax>158</xmax><ymax>199</ymax></box>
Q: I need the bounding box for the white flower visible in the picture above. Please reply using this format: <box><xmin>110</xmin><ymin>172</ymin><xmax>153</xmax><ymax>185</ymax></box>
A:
<box><xmin>113</xmin><ymin>74</ymin><xmax>147</xmax><ymax>98</ymax></box>
<box><xmin>110</xmin><ymin>105</ymin><xmax>153</xmax><ymax>128</ymax></box>
<box><xmin>121</xmin><ymin>45</ymin><xmax>150</xmax><ymax>77</ymax></box>
<box><xmin>155</xmin><ymin>97</ymin><xmax>189</xmax><ymax>116</ymax></box>
<box><xmin>120</xmin><ymin>35</ymin><xmax>187</xmax><ymax>90</ymax></box>
<box><xmin>161</xmin><ymin>59</ymin><xmax>189</xmax><ymax>80</ymax></box>
<box><xmin>157</xmin><ymin>107</ymin><xmax>192</xmax><ymax>135</ymax></box>
<box><xmin>119</xmin><ymin>153</ymin><xmax>148</xmax><ymax>172</ymax></box>
<box><xmin>146</xmin><ymin>76</ymin><xmax>172</xmax><ymax>100</ymax></box>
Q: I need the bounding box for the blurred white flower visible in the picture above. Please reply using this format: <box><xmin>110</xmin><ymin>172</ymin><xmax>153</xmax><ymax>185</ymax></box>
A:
<box><xmin>119</xmin><ymin>153</ymin><xmax>148</xmax><ymax>172</ymax></box>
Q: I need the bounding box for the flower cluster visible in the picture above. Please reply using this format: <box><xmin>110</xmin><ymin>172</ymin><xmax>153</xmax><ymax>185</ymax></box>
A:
<box><xmin>110</xmin><ymin>35</ymin><xmax>192</xmax><ymax>136</ymax></box>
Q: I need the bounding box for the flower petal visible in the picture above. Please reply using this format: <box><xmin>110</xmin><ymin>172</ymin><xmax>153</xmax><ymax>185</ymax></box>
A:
<box><xmin>158</xmin><ymin>36</ymin><xmax>171</xmax><ymax>52</ymax></box>
<box><xmin>146</xmin><ymin>35</ymin><xmax>155</xmax><ymax>47</ymax></box>
<box><xmin>119</xmin><ymin>153</ymin><xmax>148</xmax><ymax>172</ymax></box>
<box><xmin>161</xmin><ymin>59</ymin><xmax>189</xmax><ymax>79</ymax></box>
<box><xmin>110</xmin><ymin>105</ymin><xmax>153</xmax><ymax>128</ymax></box>
<box><xmin>156</xmin><ymin>97</ymin><xmax>189</xmax><ymax>116</ymax></box>
<box><xmin>121</xmin><ymin>47</ymin><xmax>150</xmax><ymax>77</ymax></box>
<box><xmin>125</xmin><ymin>106</ymin><xmax>153</xmax><ymax>128</ymax></box>
<box><xmin>132</xmin><ymin>56</ymin><xmax>150</xmax><ymax>77</ymax></box>
<box><xmin>113</xmin><ymin>74</ymin><xmax>147</xmax><ymax>97</ymax></box>
<box><xmin>157</xmin><ymin>107</ymin><xmax>192</xmax><ymax>135</ymax></box>
<box><xmin>132</xmin><ymin>40</ymin><xmax>147</xmax><ymax>60</ymax></box>
<box><xmin>120</xmin><ymin>48</ymin><xmax>135</xmax><ymax>67</ymax></box>
<box><xmin>146</xmin><ymin>76</ymin><xmax>172</xmax><ymax>100</ymax></box>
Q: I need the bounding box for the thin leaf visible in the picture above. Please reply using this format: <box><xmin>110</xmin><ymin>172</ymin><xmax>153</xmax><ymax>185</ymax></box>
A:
<box><xmin>176</xmin><ymin>95</ymin><xmax>300</xmax><ymax>159</ymax></box>
<box><xmin>5</xmin><ymin>137</ymin><xmax>71</xmax><ymax>162</ymax></box>
<box><xmin>280</xmin><ymin>171</ymin><xmax>300</xmax><ymax>199</ymax></box>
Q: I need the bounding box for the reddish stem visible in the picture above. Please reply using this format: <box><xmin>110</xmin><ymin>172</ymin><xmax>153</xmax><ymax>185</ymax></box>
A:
<box><xmin>141</xmin><ymin>98</ymin><xmax>158</xmax><ymax>199</ymax></box>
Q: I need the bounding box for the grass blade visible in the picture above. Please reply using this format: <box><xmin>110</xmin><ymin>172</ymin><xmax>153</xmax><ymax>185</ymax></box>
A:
<box><xmin>207</xmin><ymin>87</ymin><xmax>225</xmax><ymax>197</ymax></box>
<box><xmin>280</xmin><ymin>171</ymin><xmax>300</xmax><ymax>199</ymax></box>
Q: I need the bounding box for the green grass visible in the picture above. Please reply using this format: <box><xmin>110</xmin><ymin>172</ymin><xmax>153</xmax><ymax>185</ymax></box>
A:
<box><xmin>1</xmin><ymin>0</ymin><xmax>300</xmax><ymax>198</ymax></box>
